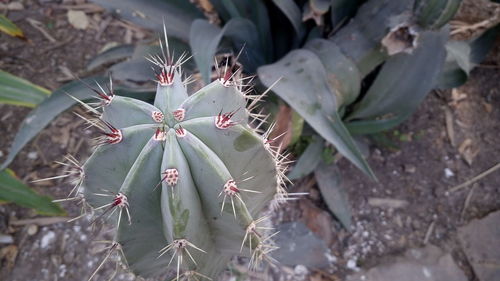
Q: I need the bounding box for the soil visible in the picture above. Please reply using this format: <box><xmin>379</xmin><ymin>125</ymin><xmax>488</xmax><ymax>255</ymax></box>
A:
<box><xmin>0</xmin><ymin>1</ymin><xmax>499</xmax><ymax>281</ymax></box>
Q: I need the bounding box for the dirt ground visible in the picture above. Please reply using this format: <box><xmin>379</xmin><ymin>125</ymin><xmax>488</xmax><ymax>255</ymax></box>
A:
<box><xmin>0</xmin><ymin>1</ymin><xmax>499</xmax><ymax>281</ymax></box>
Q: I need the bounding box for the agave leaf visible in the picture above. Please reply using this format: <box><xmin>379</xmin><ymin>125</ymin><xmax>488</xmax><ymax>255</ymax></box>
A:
<box><xmin>437</xmin><ymin>41</ymin><xmax>472</xmax><ymax>89</ymax></box>
<box><xmin>469</xmin><ymin>24</ymin><xmax>500</xmax><ymax>64</ymax></box>
<box><xmin>310</xmin><ymin>0</ymin><xmax>331</xmax><ymax>14</ymax></box>
<box><xmin>330</xmin><ymin>0</ymin><xmax>414</xmax><ymax>76</ymax></box>
<box><xmin>258</xmin><ymin>49</ymin><xmax>375</xmax><ymax>179</ymax></box>
<box><xmin>414</xmin><ymin>0</ymin><xmax>462</xmax><ymax>29</ymax></box>
<box><xmin>0</xmin><ymin>169</ymin><xmax>65</xmax><ymax>216</ymax></box>
<box><xmin>221</xmin><ymin>0</ymin><xmax>241</xmax><ymax>18</ymax></box>
<box><xmin>288</xmin><ymin>135</ymin><xmax>324</xmax><ymax>180</ymax></box>
<box><xmin>0</xmin><ymin>70</ymin><xmax>50</xmax><ymax>107</ymax></box>
<box><xmin>227</xmin><ymin>0</ymin><xmax>273</xmax><ymax>61</ymax></box>
<box><xmin>86</xmin><ymin>44</ymin><xmax>135</xmax><ymax>72</ymax></box>
<box><xmin>437</xmin><ymin>24</ymin><xmax>500</xmax><ymax>89</ymax></box>
<box><xmin>0</xmin><ymin>78</ymin><xmax>155</xmax><ymax>170</ymax></box>
<box><xmin>190</xmin><ymin>19</ymin><xmax>264</xmax><ymax>84</ymax></box>
<box><xmin>110</xmin><ymin>58</ymin><xmax>155</xmax><ymax>85</ymax></box>
<box><xmin>348</xmin><ymin>29</ymin><xmax>448</xmax><ymax>121</ymax></box>
<box><xmin>330</xmin><ymin>0</ymin><xmax>362</xmax><ymax>28</ymax></box>
<box><xmin>271</xmin><ymin>0</ymin><xmax>306</xmax><ymax>37</ymax></box>
<box><xmin>107</xmin><ymin>40</ymin><xmax>192</xmax><ymax>85</ymax></box>
<box><xmin>90</xmin><ymin>0</ymin><xmax>202</xmax><ymax>42</ymax></box>
<box><xmin>0</xmin><ymin>77</ymin><xmax>105</xmax><ymax>170</ymax></box>
<box><xmin>345</xmin><ymin>113</ymin><xmax>411</xmax><ymax>135</ymax></box>
<box><xmin>0</xmin><ymin>15</ymin><xmax>24</xmax><ymax>39</ymax></box>
<box><xmin>314</xmin><ymin>163</ymin><xmax>352</xmax><ymax>229</ymax></box>
<box><xmin>304</xmin><ymin>39</ymin><xmax>362</xmax><ymax>109</ymax></box>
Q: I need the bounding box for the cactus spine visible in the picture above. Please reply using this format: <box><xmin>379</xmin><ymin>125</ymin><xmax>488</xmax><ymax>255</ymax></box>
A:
<box><xmin>60</xmin><ymin>31</ymin><xmax>289</xmax><ymax>280</ymax></box>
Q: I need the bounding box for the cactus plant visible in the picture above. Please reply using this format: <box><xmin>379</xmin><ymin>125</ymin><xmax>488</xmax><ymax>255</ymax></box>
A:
<box><xmin>63</xmin><ymin>34</ymin><xmax>288</xmax><ymax>280</ymax></box>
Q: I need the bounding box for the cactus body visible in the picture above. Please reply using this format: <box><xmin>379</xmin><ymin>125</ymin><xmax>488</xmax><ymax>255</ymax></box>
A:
<box><xmin>79</xmin><ymin>48</ymin><xmax>284</xmax><ymax>280</ymax></box>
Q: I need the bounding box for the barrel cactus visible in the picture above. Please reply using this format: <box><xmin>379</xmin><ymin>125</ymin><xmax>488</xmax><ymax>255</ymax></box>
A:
<box><xmin>65</xmin><ymin>35</ymin><xmax>288</xmax><ymax>280</ymax></box>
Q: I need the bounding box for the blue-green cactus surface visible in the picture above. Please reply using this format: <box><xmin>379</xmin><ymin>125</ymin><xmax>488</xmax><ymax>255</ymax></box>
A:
<box><xmin>73</xmin><ymin>36</ymin><xmax>287</xmax><ymax>281</ymax></box>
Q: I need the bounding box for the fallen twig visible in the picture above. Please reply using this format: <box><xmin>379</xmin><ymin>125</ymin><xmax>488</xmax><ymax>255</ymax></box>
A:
<box><xmin>9</xmin><ymin>217</ymin><xmax>68</xmax><ymax>226</ymax></box>
<box><xmin>26</xmin><ymin>18</ymin><xmax>56</xmax><ymax>43</ymax></box>
<box><xmin>449</xmin><ymin>162</ymin><xmax>500</xmax><ymax>192</ymax></box>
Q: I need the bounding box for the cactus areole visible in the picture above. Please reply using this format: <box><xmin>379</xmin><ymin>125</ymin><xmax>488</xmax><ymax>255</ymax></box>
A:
<box><xmin>75</xmin><ymin>34</ymin><xmax>288</xmax><ymax>280</ymax></box>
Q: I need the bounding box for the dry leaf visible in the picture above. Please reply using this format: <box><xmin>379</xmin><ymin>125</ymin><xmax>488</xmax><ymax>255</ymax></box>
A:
<box><xmin>458</xmin><ymin>138</ymin><xmax>480</xmax><ymax>165</ymax></box>
<box><xmin>269</xmin><ymin>104</ymin><xmax>294</xmax><ymax>152</ymax></box>
<box><xmin>67</xmin><ymin>10</ymin><xmax>89</xmax><ymax>30</ymax></box>
<box><xmin>444</xmin><ymin>106</ymin><xmax>456</xmax><ymax>147</ymax></box>
<box><xmin>0</xmin><ymin>245</ymin><xmax>18</xmax><ymax>272</ymax></box>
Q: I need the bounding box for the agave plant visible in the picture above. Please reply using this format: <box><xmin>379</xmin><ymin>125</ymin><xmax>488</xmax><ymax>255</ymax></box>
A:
<box><xmin>46</xmin><ymin>33</ymin><xmax>291</xmax><ymax>280</ymax></box>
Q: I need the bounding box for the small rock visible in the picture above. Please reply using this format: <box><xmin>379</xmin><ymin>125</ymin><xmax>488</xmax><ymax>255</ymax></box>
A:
<box><xmin>294</xmin><ymin>264</ymin><xmax>309</xmax><ymax>277</ymax></box>
<box><xmin>347</xmin><ymin>259</ymin><xmax>360</xmax><ymax>271</ymax></box>
<box><xmin>0</xmin><ymin>234</ymin><xmax>14</xmax><ymax>244</ymax></box>
<box><xmin>368</xmin><ymin>198</ymin><xmax>409</xmax><ymax>209</ymax></box>
<box><xmin>27</xmin><ymin>224</ymin><xmax>38</xmax><ymax>236</ymax></box>
<box><xmin>403</xmin><ymin>164</ymin><xmax>416</xmax><ymax>174</ymax></box>
<box><xmin>0</xmin><ymin>150</ymin><xmax>4</xmax><ymax>157</ymax></box>
<box><xmin>27</xmin><ymin>151</ymin><xmax>38</xmax><ymax>160</ymax></box>
<box><xmin>347</xmin><ymin>245</ymin><xmax>467</xmax><ymax>281</ymax></box>
<box><xmin>458</xmin><ymin>211</ymin><xmax>500</xmax><ymax>281</ymax></box>
<box><xmin>444</xmin><ymin>168</ymin><xmax>454</xmax><ymax>178</ymax></box>
<box><xmin>67</xmin><ymin>10</ymin><xmax>89</xmax><ymax>30</ymax></box>
<box><xmin>40</xmin><ymin>231</ymin><xmax>56</xmax><ymax>248</ymax></box>
<box><xmin>272</xmin><ymin>222</ymin><xmax>333</xmax><ymax>269</ymax></box>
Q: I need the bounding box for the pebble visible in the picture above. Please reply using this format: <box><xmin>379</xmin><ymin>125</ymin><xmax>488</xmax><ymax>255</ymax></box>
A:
<box><xmin>347</xmin><ymin>259</ymin><xmax>360</xmax><ymax>271</ymax></box>
<box><xmin>404</xmin><ymin>164</ymin><xmax>416</xmax><ymax>174</ymax></box>
<box><xmin>0</xmin><ymin>234</ymin><xmax>14</xmax><ymax>244</ymax></box>
<box><xmin>27</xmin><ymin>224</ymin><xmax>38</xmax><ymax>236</ymax></box>
<box><xmin>40</xmin><ymin>231</ymin><xmax>56</xmax><ymax>248</ymax></box>
<box><xmin>444</xmin><ymin>168</ymin><xmax>454</xmax><ymax>178</ymax></box>
<box><xmin>294</xmin><ymin>264</ymin><xmax>309</xmax><ymax>276</ymax></box>
<box><xmin>27</xmin><ymin>151</ymin><xmax>38</xmax><ymax>160</ymax></box>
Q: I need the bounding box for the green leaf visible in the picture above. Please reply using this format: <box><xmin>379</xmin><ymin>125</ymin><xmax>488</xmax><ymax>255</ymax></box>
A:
<box><xmin>190</xmin><ymin>19</ymin><xmax>264</xmax><ymax>84</ymax></box>
<box><xmin>90</xmin><ymin>0</ymin><xmax>202</xmax><ymax>42</ymax></box>
<box><xmin>348</xmin><ymin>29</ymin><xmax>448</xmax><ymax>121</ymax></box>
<box><xmin>469</xmin><ymin>23</ymin><xmax>500</xmax><ymax>64</ymax></box>
<box><xmin>0</xmin><ymin>70</ymin><xmax>50</xmax><ymax>107</ymax></box>
<box><xmin>346</xmin><ymin>113</ymin><xmax>411</xmax><ymax>135</ymax></box>
<box><xmin>271</xmin><ymin>0</ymin><xmax>306</xmax><ymax>37</ymax></box>
<box><xmin>0</xmin><ymin>78</ymin><xmax>155</xmax><ymax>170</ymax></box>
<box><xmin>310</xmin><ymin>0</ymin><xmax>331</xmax><ymax>14</ymax></box>
<box><xmin>226</xmin><ymin>0</ymin><xmax>273</xmax><ymax>61</ymax></box>
<box><xmin>329</xmin><ymin>0</ymin><xmax>414</xmax><ymax>76</ymax></box>
<box><xmin>437</xmin><ymin>41</ymin><xmax>472</xmax><ymax>89</ymax></box>
<box><xmin>414</xmin><ymin>0</ymin><xmax>462</xmax><ymax>29</ymax></box>
<box><xmin>86</xmin><ymin>44</ymin><xmax>135</xmax><ymax>72</ymax></box>
<box><xmin>288</xmin><ymin>135</ymin><xmax>324</xmax><ymax>180</ymax></box>
<box><xmin>258</xmin><ymin>49</ymin><xmax>375</xmax><ymax>179</ymax></box>
<box><xmin>0</xmin><ymin>77</ymin><xmax>105</xmax><ymax>170</ymax></box>
<box><xmin>330</xmin><ymin>0</ymin><xmax>362</xmax><ymax>28</ymax></box>
<box><xmin>314</xmin><ymin>163</ymin><xmax>352</xmax><ymax>229</ymax></box>
<box><xmin>304</xmin><ymin>39</ymin><xmax>362</xmax><ymax>109</ymax></box>
<box><xmin>437</xmin><ymin>24</ymin><xmax>500</xmax><ymax>89</ymax></box>
<box><xmin>0</xmin><ymin>169</ymin><xmax>65</xmax><ymax>216</ymax></box>
<box><xmin>221</xmin><ymin>0</ymin><xmax>241</xmax><ymax>18</ymax></box>
<box><xmin>0</xmin><ymin>15</ymin><xmax>25</xmax><ymax>39</ymax></box>
<box><xmin>290</xmin><ymin>110</ymin><xmax>304</xmax><ymax>145</ymax></box>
